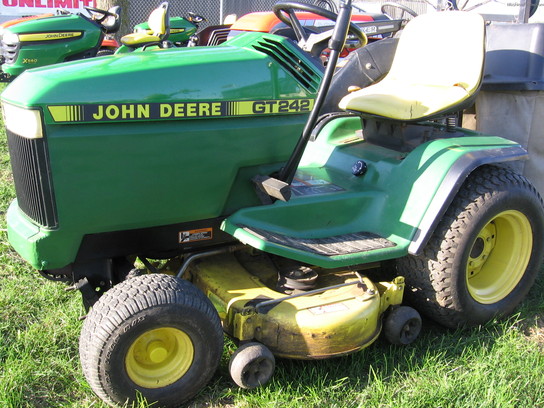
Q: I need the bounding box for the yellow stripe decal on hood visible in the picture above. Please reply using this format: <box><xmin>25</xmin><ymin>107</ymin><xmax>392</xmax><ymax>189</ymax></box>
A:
<box><xmin>19</xmin><ymin>32</ymin><xmax>83</xmax><ymax>42</ymax></box>
<box><xmin>47</xmin><ymin>99</ymin><xmax>315</xmax><ymax>123</ymax></box>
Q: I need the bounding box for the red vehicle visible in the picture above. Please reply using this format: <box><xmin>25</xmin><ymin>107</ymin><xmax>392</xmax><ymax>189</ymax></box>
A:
<box><xmin>228</xmin><ymin>9</ymin><xmax>401</xmax><ymax>41</ymax></box>
<box><xmin>224</xmin><ymin>8</ymin><xmax>402</xmax><ymax>61</ymax></box>
<box><xmin>0</xmin><ymin>13</ymin><xmax>54</xmax><ymax>28</ymax></box>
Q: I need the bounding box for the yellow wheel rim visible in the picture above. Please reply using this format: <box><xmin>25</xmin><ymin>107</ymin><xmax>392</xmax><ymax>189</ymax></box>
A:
<box><xmin>466</xmin><ymin>210</ymin><xmax>532</xmax><ymax>304</ymax></box>
<box><xmin>126</xmin><ymin>327</ymin><xmax>194</xmax><ymax>389</ymax></box>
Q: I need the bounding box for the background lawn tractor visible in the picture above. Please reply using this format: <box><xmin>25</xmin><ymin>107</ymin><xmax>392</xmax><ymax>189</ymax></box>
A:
<box><xmin>0</xmin><ymin>5</ymin><xmax>121</xmax><ymax>82</ymax></box>
<box><xmin>2</xmin><ymin>0</ymin><xmax>544</xmax><ymax>407</ymax></box>
<box><xmin>121</xmin><ymin>3</ymin><xmax>208</xmax><ymax>51</ymax></box>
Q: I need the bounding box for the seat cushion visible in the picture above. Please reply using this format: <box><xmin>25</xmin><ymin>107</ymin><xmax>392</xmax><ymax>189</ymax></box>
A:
<box><xmin>339</xmin><ymin>79</ymin><xmax>471</xmax><ymax>120</ymax></box>
<box><xmin>338</xmin><ymin>11</ymin><xmax>485</xmax><ymax>121</ymax></box>
<box><xmin>121</xmin><ymin>33</ymin><xmax>161</xmax><ymax>47</ymax></box>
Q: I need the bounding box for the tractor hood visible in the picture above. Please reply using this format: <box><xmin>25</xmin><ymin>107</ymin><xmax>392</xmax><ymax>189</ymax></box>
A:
<box><xmin>3</xmin><ymin>13</ymin><xmax>97</xmax><ymax>35</ymax></box>
<box><xmin>0</xmin><ymin>12</ymin><xmax>104</xmax><ymax>78</ymax></box>
<box><xmin>2</xmin><ymin>32</ymin><xmax>323</xmax><ymax>126</ymax></box>
<box><xmin>2</xmin><ymin>32</ymin><xmax>324</xmax><ymax>270</ymax></box>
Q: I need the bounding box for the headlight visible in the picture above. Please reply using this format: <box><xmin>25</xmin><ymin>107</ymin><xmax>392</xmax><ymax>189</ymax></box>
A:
<box><xmin>2</xmin><ymin>102</ymin><xmax>43</xmax><ymax>139</ymax></box>
<box><xmin>2</xmin><ymin>31</ymin><xmax>19</xmax><ymax>45</ymax></box>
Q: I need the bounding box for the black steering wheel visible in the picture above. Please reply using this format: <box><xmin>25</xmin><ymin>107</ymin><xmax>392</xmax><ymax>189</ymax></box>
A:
<box><xmin>84</xmin><ymin>6</ymin><xmax>116</xmax><ymax>23</ymax></box>
<box><xmin>273</xmin><ymin>2</ymin><xmax>367</xmax><ymax>57</ymax></box>
<box><xmin>380</xmin><ymin>2</ymin><xmax>418</xmax><ymax>20</ymax></box>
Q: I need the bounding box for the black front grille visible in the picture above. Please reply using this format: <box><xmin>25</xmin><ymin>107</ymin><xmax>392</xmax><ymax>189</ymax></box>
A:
<box><xmin>7</xmin><ymin>129</ymin><xmax>58</xmax><ymax>228</ymax></box>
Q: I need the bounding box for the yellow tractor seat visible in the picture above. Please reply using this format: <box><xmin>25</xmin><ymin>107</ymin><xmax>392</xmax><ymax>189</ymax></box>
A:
<box><xmin>121</xmin><ymin>33</ymin><xmax>162</xmax><ymax>47</ymax></box>
<box><xmin>339</xmin><ymin>11</ymin><xmax>485</xmax><ymax>122</ymax></box>
<box><xmin>121</xmin><ymin>2</ymin><xmax>170</xmax><ymax>48</ymax></box>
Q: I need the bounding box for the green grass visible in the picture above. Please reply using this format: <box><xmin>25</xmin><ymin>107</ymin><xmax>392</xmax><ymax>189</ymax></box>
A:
<box><xmin>0</xmin><ymin>82</ymin><xmax>544</xmax><ymax>407</ymax></box>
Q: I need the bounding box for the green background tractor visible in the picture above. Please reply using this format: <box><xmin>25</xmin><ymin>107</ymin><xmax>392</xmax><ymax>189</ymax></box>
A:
<box><xmin>0</xmin><ymin>5</ymin><xmax>121</xmax><ymax>81</ymax></box>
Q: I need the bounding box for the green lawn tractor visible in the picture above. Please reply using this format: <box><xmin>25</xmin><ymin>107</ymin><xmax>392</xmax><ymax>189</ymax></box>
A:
<box><xmin>2</xmin><ymin>0</ymin><xmax>544</xmax><ymax>406</ymax></box>
<box><xmin>117</xmin><ymin>2</ymin><xmax>203</xmax><ymax>53</ymax></box>
<box><xmin>130</xmin><ymin>8</ymin><xmax>206</xmax><ymax>48</ymax></box>
<box><xmin>0</xmin><ymin>5</ymin><xmax>121</xmax><ymax>82</ymax></box>
<box><xmin>116</xmin><ymin>2</ymin><xmax>229</xmax><ymax>54</ymax></box>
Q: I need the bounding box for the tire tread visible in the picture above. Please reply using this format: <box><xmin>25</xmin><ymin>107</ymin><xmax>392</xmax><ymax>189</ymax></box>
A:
<box><xmin>398</xmin><ymin>165</ymin><xmax>544</xmax><ymax>327</ymax></box>
<box><xmin>79</xmin><ymin>274</ymin><xmax>222</xmax><ymax>407</ymax></box>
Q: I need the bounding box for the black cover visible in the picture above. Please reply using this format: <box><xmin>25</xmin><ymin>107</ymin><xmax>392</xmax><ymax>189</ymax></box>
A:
<box><xmin>321</xmin><ymin>37</ymin><xmax>398</xmax><ymax>113</ymax></box>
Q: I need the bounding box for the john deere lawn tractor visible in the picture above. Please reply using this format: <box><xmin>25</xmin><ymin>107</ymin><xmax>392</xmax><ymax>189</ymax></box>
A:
<box><xmin>118</xmin><ymin>2</ymin><xmax>208</xmax><ymax>53</ymax></box>
<box><xmin>130</xmin><ymin>8</ymin><xmax>207</xmax><ymax>48</ymax></box>
<box><xmin>0</xmin><ymin>5</ymin><xmax>121</xmax><ymax>82</ymax></box>
<box><xmin>3</xmin><ymin>0</ymin><xmax>544</xmax><ymax>406</ymax></box>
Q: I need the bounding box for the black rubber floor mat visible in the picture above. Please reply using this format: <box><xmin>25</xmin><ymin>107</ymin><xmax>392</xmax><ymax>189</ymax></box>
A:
<box><xmin>242</xmin><ymin>227</ymin><xmax>396</xmax><ymax>256</ymax></box>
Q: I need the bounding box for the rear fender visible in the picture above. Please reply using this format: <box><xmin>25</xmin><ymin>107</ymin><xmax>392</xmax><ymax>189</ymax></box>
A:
<box><xmin>408</xmin><ymin>145</ymin><xmax>527</xmax><ymax>255</ymax></box>
<box><xmin>114</xmin><ymin>44</ymin><xmax>132</xmax><ymax>54</ymax></box>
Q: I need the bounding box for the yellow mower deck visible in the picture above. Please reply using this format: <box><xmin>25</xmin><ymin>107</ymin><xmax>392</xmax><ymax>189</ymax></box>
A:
<box><xmin>189</xmin><ymin>250</ymin><xmax>405</xmax><ymax>359</ymax></box>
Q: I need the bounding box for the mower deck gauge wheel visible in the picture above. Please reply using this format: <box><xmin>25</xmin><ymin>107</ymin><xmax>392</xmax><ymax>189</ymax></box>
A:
<box><xmin>229</xmin><ymin>342</ymin><xmax>276</xmax><ymax>389</ymax></box>
<box><xmin>384</xmin><ymin>306</ymin><xmax>422</xmax><ymax>345</ymax></box>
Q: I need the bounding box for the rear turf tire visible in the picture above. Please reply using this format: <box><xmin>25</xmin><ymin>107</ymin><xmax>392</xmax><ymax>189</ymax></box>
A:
<box><xmin>399</xmin><ymin>166</ymin><xmax>544</xmax><ymax>328</ymax></box>
<box><xmin>79</xmin><ymin>274</ymin><xmax>223</xmax><ymax>407</ymax></box>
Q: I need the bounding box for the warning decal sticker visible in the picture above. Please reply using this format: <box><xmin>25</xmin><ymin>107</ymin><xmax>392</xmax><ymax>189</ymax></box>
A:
<box><xmin>179</xmin><ymin>228</ymin><xmax>213</xmax><ymax>243</ymax></box>
<box><xmin>291</xmin><ymin>172</ymin><xmax>344</xmax><ymax>197</ymax></box>
<box><xmin>47</xmin><ymin>98</ymin><xmax>314</xmax><ymax>123</ymax></box>
<box><xmin>308</xmin><ymin>303</ymin><xmax>349</xmax><ymax>315</ymax></box>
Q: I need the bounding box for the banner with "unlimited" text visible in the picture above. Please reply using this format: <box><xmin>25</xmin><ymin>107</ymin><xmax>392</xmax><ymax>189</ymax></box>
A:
<box><xmin>1</xmin><ymin>0</ymin><xmax>96</xmax><ymax>16</ymax></box>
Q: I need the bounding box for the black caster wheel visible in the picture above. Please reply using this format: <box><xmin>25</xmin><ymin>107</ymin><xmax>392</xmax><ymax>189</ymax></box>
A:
<box><xmin>384</xmin><ymin>306</ymin><xmax>422</xmax><ymax>345</ymax></box>
<box><xmin>229</xmin><ymin>342</ymin><xmax>275</xmax><ymax>389</ymax></box>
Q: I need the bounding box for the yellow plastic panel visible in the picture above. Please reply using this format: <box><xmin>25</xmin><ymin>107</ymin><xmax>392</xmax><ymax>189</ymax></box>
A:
<box><xmin>339</xmin><ymin>11</ymin><xmax>485</xmax><ymax>121</ymax></box>
<box><xmin>148</xmin><ymin>7</ymin><xmax>167</xmax><ymax>35</ymax></box>
<box><xmin>120</xmin><ymin>33</ymin><xmax>160</xmax><ymax>46</ymax></box>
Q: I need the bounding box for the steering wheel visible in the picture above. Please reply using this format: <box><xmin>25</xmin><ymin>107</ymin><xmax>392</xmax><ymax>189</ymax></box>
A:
<box><xmin>187</xmin><ymin>12</ymin><xmax>206</xmax><ymax>24</ymax></box>
<box><xmin>380</xmin><ymin>2</ymin><xmax>418</xmax><ymax>20</ymax></box>
<box><xmin>84</xmin><ymin>6</ymin><xmax>116</xmax><ymax>23</ymax></box>
<box><xmin>273</xmin><ymin>2</ymin><xmax>367</xmax><ymax>57</ymax></box>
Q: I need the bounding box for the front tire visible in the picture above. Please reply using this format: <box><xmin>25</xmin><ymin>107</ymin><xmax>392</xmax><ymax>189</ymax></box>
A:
<box><xmin>399</xmin><ymin>166</ymin><xmax>544</xmax><ymax>328</ymax></box>
<box><xmin>97</xmin><ymin>48</ymin><xmax>115</xmax><ymax>57</ymax></box>
<box><xmin>79</xmin><ymin>274</ymin><xmax>223</xmax><ymax>407</ymax></box>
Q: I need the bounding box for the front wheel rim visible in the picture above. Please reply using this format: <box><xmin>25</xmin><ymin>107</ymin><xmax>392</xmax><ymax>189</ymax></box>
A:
<box><xmin>126</xmin><ymin>327</ymin><xmax>194</xmax><ymax>388</ymax></box>
<box><xmin>466</xmin><ymin>210</ymin><xmax>532</xmax><ymax>304</ymax></box>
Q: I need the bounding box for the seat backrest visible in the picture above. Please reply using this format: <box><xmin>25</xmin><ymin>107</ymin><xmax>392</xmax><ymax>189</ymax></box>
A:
<box><xmin>148</xmin><ymin>2</ymin><xmax>170</xmax><ymax>38</ymax></box>
<box><xmin>102</xmin><ymin>6</ymin><xmax>121</xmax><ymax>34</ymax></box>
<box><xmin>387</xmin><ymin>11</ymin><xmax>485</xmax><ymax>94</ymax></box>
